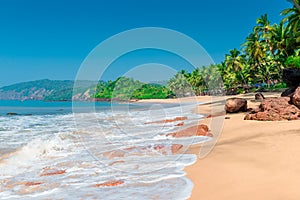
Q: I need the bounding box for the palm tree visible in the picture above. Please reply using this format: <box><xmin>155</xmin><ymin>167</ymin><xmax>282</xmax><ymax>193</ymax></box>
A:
<box><xmin>254</xmin><ymin>14</ymin><xmax>277</xmax><ymax>57</ymax></box>
<box><xmin>281</xmin><ymin>6</ymin><xmax>300</xmax><ymax>44</ymax></box>
<box><xmin>286</xmin><ymin>0</ymin><xmax>300</xmax><ymax>12</ymax></box>
<box><xmin>225</xmin><ymin>48</ymin><xmax>247</xmax><ymax>86</ymax></box>
<box><xmin>271</xmin><ymin>22</ymin><xmax>292</xmax><ymax>58</ymax></box>
<box><xmin>255</xmin><ymin>14</ymin><xmax>273</xmax><ymax>35</ymax></box>
<box><xmin>187</xmin><ymin>68</ymin><xmax>205</xmax><ymax>95</ymax></box>
<box><xmin>168</xmin><ymin>71</ymin><xmax>192</xmax><ymax>97</ymax></box>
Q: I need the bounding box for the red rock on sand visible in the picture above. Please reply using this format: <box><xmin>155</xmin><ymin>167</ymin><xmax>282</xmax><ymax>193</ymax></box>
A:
<box><xmin>244</xmin><ymin>97</ymin><xmax>300</xmax><ymax>121</ymax></box>
<box><xmin>292</xmin><ymin>87</ymin><xmax>300</xmax><ymax>109</ymax></box>
<box><xmin>145</xmin><ymin>116</ymin><xmax>188</xmax><ymax>124</ymax></box>
<box><xmin>40</xmin><ymin>169</ymin><xmax>66</xmax><ymax>176</ymax></box>
<box><xmin>95</xmin><ymin>180</ymin><xmax>124</xmax><ymax>187</ymax></box>
<box><xmin>168</xmin><ymin>124</ymin><xmax>211</xmax><ymax>138</ymax></box>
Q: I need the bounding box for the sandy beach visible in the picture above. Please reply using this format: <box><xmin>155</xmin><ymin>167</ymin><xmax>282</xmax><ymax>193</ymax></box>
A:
<box><xmin>140</xmin><ymin>93</ymin><xmax>300</xmax><ymax>199</ymax></box>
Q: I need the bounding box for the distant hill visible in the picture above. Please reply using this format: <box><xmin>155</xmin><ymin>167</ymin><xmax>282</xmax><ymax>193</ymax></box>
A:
<box><xmin>0</xmin><ymin>79</ymin><xmax>97</xmax><ymax>101</ymax></box>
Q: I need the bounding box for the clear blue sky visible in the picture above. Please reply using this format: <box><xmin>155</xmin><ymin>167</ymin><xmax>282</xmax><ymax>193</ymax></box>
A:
<box><xmin>0</xmin><ymin>0</ymin><xmax>292</xmax><ymax>87</ymax></box>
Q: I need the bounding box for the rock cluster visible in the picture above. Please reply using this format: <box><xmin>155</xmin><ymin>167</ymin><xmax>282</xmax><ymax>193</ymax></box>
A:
<box><xmin>244</xmin><ymin>91</ymin><xmax>300</xmax><ymax>121</ymax></box>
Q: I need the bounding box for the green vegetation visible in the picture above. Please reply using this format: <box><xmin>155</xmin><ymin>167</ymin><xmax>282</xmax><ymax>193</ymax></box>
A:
<box><xmin>94</xmin><ymin>77</ymin><xmax>173</xmax><ymax>100</ymax></box>
<box><xmin>285</xmin><ymin>56</ymin><xmax>300</xmax><ymax>69</ymax></box>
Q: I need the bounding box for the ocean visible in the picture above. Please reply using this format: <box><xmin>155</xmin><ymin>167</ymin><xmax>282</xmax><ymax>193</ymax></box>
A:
<box><xmin>0</xmin><ymin>100</ymin><xmax>209</xmax><ymax>200</ymax></box>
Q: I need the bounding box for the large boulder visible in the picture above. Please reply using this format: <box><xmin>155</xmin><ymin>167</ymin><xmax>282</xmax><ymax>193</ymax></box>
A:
<box><xmin>281</xmin><ymin>87</ymin><xmax>296</xmax><ymax>97</ymax></box>
<box><xmin>244</xmin><ymin>97</ymin><xmax>300</xmax><ymax>121</ymax></box>
<box><xmin>281</xmin><ymin>68</ymin><xmax>300</xmax><ymax>97</ymax></box>
<box><xmin>292</xmin><ymin>87</ymin><xmax>300</xmax><ymax>109</ymax></box>
<box><xmin>225</xmin><ymin>98</ymin><xmax>247</xmax><ymax>113</ymax></box>
<box><xmin>282</xmin><ymin>68</ymin><xmax>300</xmax><ymax>87</ymax></box>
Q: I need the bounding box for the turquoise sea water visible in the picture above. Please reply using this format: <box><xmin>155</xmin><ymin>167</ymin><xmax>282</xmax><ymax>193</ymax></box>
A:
<box><xmin>0</xmin><ymin>100</ymin><xmax>113</xmax><ymax>115</ymax></box>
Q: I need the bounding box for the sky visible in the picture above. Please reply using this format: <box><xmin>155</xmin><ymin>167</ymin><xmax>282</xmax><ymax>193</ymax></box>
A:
<box><xmin>0</xmin><ymin>0</ymin><xmax>292</xmax><ymax>87</ymax></box>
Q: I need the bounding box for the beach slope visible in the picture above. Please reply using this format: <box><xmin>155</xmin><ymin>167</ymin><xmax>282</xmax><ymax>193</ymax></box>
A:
<box><xmin>187</xmin><ymin>94</ymin><xmax>300</xmax><ymax>200</ymax></box>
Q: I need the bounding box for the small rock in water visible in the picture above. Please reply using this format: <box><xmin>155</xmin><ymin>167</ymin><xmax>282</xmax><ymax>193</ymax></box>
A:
<box><xmin>6</xmin><ymin>112</ymin><xmax>18</xmax><ymax>116</ymax></box>
<box><xmin>40</xmin><ymin>169</ymin><xmax>66</xmax><ymax>176</ymax></box>
<box><xmin>95</xmin><ymin>180</ymin><xmax>124</xmax><ymax>187</ymax></box>
<box><xmin>24</xmin><ymin>182</ymin><xmax>44</xmax><ymax>186</ymax></box>
<box><xmin>175</xmin><ymin>122</ymin><xmax>184</xmax><ymax>126</ymax></box>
